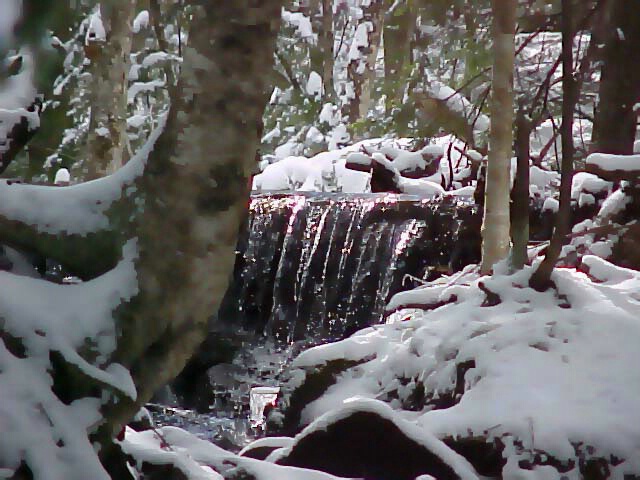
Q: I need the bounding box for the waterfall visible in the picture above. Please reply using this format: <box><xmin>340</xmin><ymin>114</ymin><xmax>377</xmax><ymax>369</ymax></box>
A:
<box><xmin>159</xmin><ymin>192</ymin><xmax>480</xmax><ymax>443</ymax></box>
<box><xmin>219</xmin><ymin>192</ymin><xmax>480</xmax><ymax>344</ymax></box>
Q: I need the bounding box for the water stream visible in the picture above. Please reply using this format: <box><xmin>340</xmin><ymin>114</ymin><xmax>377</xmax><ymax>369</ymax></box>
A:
<box><xmin>152</xmin><ymin>192</ymin><xmax>480</xmax><ymax>450</ymax></box>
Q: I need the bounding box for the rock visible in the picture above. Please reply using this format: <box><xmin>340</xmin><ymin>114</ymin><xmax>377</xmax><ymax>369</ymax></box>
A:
<box><xmin>279</xmin><ymin>358</ymin><xmax>366</xmax><ymax>436</ymax></box>
<box><xmin>129</xmin><ymin>407</ymin><xmax>154</xmax><ymax>432</ymax></box>
<box><xmin>276</xmin><ymin>410</ymin><xmax>464</xmax><ymax>480</ymax></box>
<box><xmin>239</xmin><ymin>437</ymin><xmax>293</xmax><ymax>461</ymax></box>
<box><xmin>169</xmin><ymin>333</ymin><xmax>239</xmax><ymax>412</ymax></box>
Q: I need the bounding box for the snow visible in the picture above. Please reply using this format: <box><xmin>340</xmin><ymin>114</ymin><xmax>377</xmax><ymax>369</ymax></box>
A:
<box><xmin>86</xmin><ymin>9</ymin><xmax>106</xmax><ymax>44</ymax></box>
<box><xmin>598</xmin><ymin>188</ymin><xmax>630</xmax><ymax>218</ymax></box>
<box><xmin>253</xmin><ymin>153</ymin><xmax>369</xmax><ymax>193</ymax></box>
<box><xmin>542</xmin><ymin>197</ymin><xmax>559</xmax><ymax>212</ymax></box>
<box><xmin>515</xmin><ymin>164</ymin><xmax>558</xmax><ymax>198</ymax></box>
<box><xmin>571</xmin><ymin>171</ymin><xmax>611</xmax><ymax>199</ymax></box>
<box><xmin>0</xmin><ymin>113</ymin><xmax>166</xmax><ymax>235</ymax></box>
<box><xmin>0</xmin><ymin>240</ymin><xmax>139</xmax><ymax>479</ymax></box>
<box><xmin>128</xmin><ymin>79</ymin><xmax>165</xmax><ymax>103</ymax></box>
<box><xmin>256</xmin><ymin>140</ymin><xmax>454</xmax><ymax>194</ymax></box>
<box><xmin>250</xmin><ymin>386</ymin><xmax>280</xmax><ymax>429</ymax></box>
<box><xmin>141</xmin><ymin>51</ymin><xmax>181</xmax><ymax>69</ymax></box>
<box><xmin>285</xmin><ymin>261</ymin><xmax>640</xmax><ymax>475</ymax></box>
<box><xmin>318</xmin><ymin>103</ymin><xmax>339</xmax><ymax>126</ymax></box>
<box><xmin>132</xmin><ymin>10</ymin><xmax>150</xmax><ymax>33</ymax></box>
<box><xmin>392</xmin><ymin>146</ymin><xmax>443</xmax><ymax>172</ymax></box>
<box><xmin>239</xmin><ymin>437</ymin><xmax>294</xmax><ymax>457</ymax></box>
<box><xmin>54</xmin><ymin>167</ymin><xmax>70</xmax><ymax>185</ymax></box>
<box><xmin>586</xmin><ymin>152</ymin><xmax>640</xmax><ymax>171</ymax></box>
<box><xmin>398</xmin><ymin>176</ymin><xmax>444</xmax><ymax>196</ymax></box>
<box><xmin>0</xmin><ymin>51</ymin><xmax>39</xmax><ymax>155</ymax></box>
<box><xmin>122</xmin><ymin>427</ymin><xmax>348</xmax><ymax>480</ymax></box>
<box><xmin>306</xmin><ymin>71</ymin><xmax>323</xmax><ymax>99</ymax></box>
<box><xmin>281</xmin><ymin>9</ymin><xmax>316</xmax><ymax>44</ymax></box>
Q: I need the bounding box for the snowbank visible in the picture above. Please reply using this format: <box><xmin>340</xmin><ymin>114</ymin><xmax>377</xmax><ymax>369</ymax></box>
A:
<box><xmin>285</xmin><ymin>260</ymin><xmax>640</xmax><ymax>477</ymax></box>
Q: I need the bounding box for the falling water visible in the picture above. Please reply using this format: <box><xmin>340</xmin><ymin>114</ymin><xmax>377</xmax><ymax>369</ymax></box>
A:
<box><xmin>158</xmin><ymin>192</ymin><xmax>480</xmax><ymax>449</ymax></box>
<box><xmin>219</xmin><ymin>192</ymin><xmax>480</xmax><ymax>344</ymax></box>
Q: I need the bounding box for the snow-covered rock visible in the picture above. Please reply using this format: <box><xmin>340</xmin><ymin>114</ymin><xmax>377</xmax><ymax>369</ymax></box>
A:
<box><xmin>279</xmin><ymin>261</ymin><xmax>640</xmax><ymax>477</ymax></box>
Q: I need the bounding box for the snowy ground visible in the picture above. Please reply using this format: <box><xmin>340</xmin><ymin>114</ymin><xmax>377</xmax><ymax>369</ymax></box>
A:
<box><xmin>121</xmin><ymin>253</ymin><xmax>640</xmax><ymax>479</ymax></box>
<box><xmin>120</xmin><ymin>149</ymin><xmax>640</xmax><ymax>478</ymax></box>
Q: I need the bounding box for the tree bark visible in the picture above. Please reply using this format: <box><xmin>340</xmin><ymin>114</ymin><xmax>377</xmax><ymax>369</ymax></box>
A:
<box><xmin>85</xmin><ymin>1</ymin><xmax>135</xmax><ymax>180</ymax></box>
<box><xmin>97</xmin><ymin>0</ymin><xmax>283</xmax><ymax>442</ymax></box>
<box><xmin>510</xmin><ymin>106</ymin><xmax>531</xmax><ymax>270</ymax></box>
<box><xmin>383</xmin><ymin>1</ymin><xmax>414</xmax><ymax>112</ymax></box>
<box><xmin>344</xmin><ymin>0</ymin><xmax>385</xmax><ymax>123</ymax></box>
<box><xmin>0</xmin><ymin>1</ymin><xmax>283</xmax><ymax>475</ymax></box>
<box><xmin>529</xmin><ymin>0</ymin><xmax>576</xmax><ymax>291</ymax></box>
<box><xmin>592</xmin><ymin>0</ymin><xmax>640</xmax><ymax>155</ymax></box>
<box><xmin>480</xmin><ymin>0</ymin><xmax>515</xmax><ymax>274</ymax></box>
<box><xmin>317</xmin><ymin>0</ymin><xmax>335</xmax><ymax>100</ymax></box>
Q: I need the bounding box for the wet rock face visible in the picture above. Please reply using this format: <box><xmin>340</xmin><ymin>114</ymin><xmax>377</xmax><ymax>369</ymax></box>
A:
<box><xmin>219</xmin><ymin>193</ymin><xmax>480</xmax><ymax>344</ymax></box>
<box><xmin>276</xmin><ymin>410</ymin><xmax>460</xmax><ymax>480</ymax></box>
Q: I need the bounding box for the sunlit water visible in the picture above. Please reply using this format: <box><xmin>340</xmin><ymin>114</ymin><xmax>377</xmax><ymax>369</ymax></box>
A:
<box><xmin>150</xmin><ymin>192</ymin><xmax>478</xmax><ymax>450</ymax></box>
<box><xmin>150</xmin><ymin>337</ymin><xmax>312</xmax><ymax>451</ymax></box>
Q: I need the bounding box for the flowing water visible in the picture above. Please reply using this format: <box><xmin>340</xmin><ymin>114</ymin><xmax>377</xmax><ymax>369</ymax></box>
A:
<box><xmin>152</xmin><ymin>192</ymin><xmax>480</xmax><ymax>450</ymax></box>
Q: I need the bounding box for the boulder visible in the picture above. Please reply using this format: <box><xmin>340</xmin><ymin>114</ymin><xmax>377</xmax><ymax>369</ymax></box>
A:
<box><xmin>277</xmin><ymin>409</ymin><xmax>468</xmax><ymax>480</ymax></box>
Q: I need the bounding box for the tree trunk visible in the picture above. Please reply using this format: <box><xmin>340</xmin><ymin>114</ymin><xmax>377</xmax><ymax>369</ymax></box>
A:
<box><xmin>383</xmin><ymin>1</ymin><xmax>414</xmax><ymax>112</ymax></box>
<box><xmin>0</xmin><ymin>2</ymin><xmax>283</xmax><ymax>475</ymax></box>
<box><xmin>480</xmin><ymin>0</ymin><xmax>515</xmax><ymax>274</ymax></box>
<box><xmin>510</xmin><ymin>105</ymin><xmax>531</xmax><ymax>270</ymax></box>
<box><xmin>85</xmin><ymin>1</ymin><xmax>135</xmax><ymax>180</ymax></box>
<box><xmin>592</xmin><ymin>0</ymin><xmax>640</xmax><ymax>155</ymax></box>
<box><xmin>97</xmin><ymin>0</ymin><xmax>283</xmax><ymax>437</ymax></box>
<box><xmin>529</xmin><ymin>0</ymin><xmax>576</xmax><ymax>291</ymax></box>
<box><xmin>319</xmin><ymin>0</ymin><xmax>335</xmax><ymax>99</ymax></box>
<box><xmin>344</xmin><ymin>0</ymin><xmax>384</xmax><ymax>123</ymax></box>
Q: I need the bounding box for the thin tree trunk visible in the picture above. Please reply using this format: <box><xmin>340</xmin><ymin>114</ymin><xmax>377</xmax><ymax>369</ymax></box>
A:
<box><xmin>480</xmin><ymin>0</ymin><xmax>515</xmax><ymax>274</ymax></box>
<box><xmin>320</xmin><ymin>0</ymin><xmax>335</xmax><ymax>99</ymax></box>
<box><xmin>383</xmin><ymin>1</ymin><xmax>414</xmax><ymax>112</ymax></box>
<box><xmin>529</xmin><ymin>0</ymin><xmax>576</xmax><ymax>291</ymax></box>
<box><xmin>85</xmin><ymin>1</ymin><xmax>135</xmax><ymax>180</ymax></box>
<box><xmin>511</xmin><ymin>105</ymin><xmax>531</xmax><ymax>270</ymax></box>
<box><xmin>344</xmin><ymin>0</ymin><xmax>384</xmax><ymax>122</ymax></box>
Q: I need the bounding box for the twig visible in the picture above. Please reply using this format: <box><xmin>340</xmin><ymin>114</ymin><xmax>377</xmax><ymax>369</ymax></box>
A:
<box><xmin>334</xmin><ymin>18</ymin><xmax>350</xmax><ymax>60</ymax></box>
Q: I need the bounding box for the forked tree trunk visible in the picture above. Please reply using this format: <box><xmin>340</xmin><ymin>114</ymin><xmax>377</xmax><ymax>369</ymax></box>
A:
<box><xmin>480</xmin><ymin>0</ymin><xmax>515</xmax><ymax>273</ymax></box>
<box><xmin>97</xmin><ymin>0</ymin><xmax>283</xmax><ymax>437</ymax></box>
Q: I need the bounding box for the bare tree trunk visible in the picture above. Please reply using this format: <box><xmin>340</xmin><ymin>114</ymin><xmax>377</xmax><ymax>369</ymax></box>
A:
<box><xmin>480</xmin><ymin>0</ymin><xmax>515</xmax><ymax>274</ymax></box>
<box><xmin>344</xmin><ymin>0</ymin><xmax>384</xmax><ymax>122</ymax></box>
<box><xmin>529</xmin><ymin>0</ymin><xmax>576</xmax><ymax>291</ymax></box>
<box><xmin>592</xmin><ymin>0</ymin><xmax>640</xmax><ymax>155</ymax></box>
<box><xmin>85</xmin><ymin>1</ymin><xmax>135</xmax><ymax>180</ymax></box>
<box><xmin>320</xmin><ymin>0</ymin><xmax>335</xmax><ymax>99</ymax></box>
<box><xmin>383</xmin><ymin>1</ymin><xmax>414</xmax><ymax>112</ymax></box>
<box><xmin>511</xmin><ymin>105</ymin><xmax>531</xmax><ymax>270</ymax></box>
